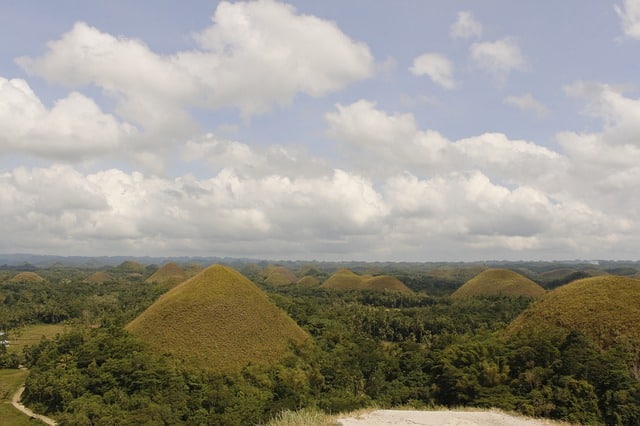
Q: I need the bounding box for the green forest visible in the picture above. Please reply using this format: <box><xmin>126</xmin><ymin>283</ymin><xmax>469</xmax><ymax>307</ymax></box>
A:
<box><xmin>1</xmin><ymin>260</ymin><xmax>640</xmax><ymax>425</ymax></box>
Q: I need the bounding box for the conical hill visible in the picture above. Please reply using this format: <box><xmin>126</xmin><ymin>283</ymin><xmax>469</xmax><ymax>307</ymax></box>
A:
<box><xmin>321</xmin><ymin>269</ymin><xmax>412</xmax><ymax>293</ymax></box>
<box><xmin>507</xmin><ymin>275</ymin><xmax>640</xmax><ymax>348</ymax></box>
<box><xmin>114</xmin><ymin>260</ymin><xmax>145</xmax><ymax>274</ymax></box>
<box><xmin>452</xmin><ymin>268</ymin><xmax>545</xmax><ymax>298</ymax></box>
<box><xmin>8</xmin><ymin>271</ymin><xmax>45</xmax><ymax>283</ymax></box>
<box><xmin>83</xmin><ymin>271</ymin><xmax>114</xmax><ymax>284</ymax></box>
<box><xmin>322</xmin><ymin>268</ymin><xmax>366</xmax><ymax>290</ymax></box>
<box><xmin>126</xmin><ymin>264</ymin><xmax>308</xmax><ymax>372</ymax></box>
<box><xmin>264</xmin><ymin>265</ymin><xmax>298</xmax><ymax>286</ymax></box>
<box><xmin>144</xmin><ymin>262</ymin><xmax>187</xmax><ymax>287</ymax></box>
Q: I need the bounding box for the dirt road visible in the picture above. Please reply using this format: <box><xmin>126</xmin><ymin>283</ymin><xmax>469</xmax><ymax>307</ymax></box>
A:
<box><xmin>11</xmin><ymin>385</ymin><xmax>57</xmax><ymax>426</ymax></box>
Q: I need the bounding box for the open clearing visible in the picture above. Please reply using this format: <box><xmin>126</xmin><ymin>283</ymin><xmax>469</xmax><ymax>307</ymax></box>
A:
<box><xmin>337</xmin><ymin>409</ymin><xmax>570</xmax><ymax>426</ymax></box>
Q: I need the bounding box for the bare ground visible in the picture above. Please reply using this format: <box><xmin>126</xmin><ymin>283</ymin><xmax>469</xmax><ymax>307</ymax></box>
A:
<box><xmin>337</xmin><ymin>409</ymin><xmax>570</xmax><ymax>426</ymax></box>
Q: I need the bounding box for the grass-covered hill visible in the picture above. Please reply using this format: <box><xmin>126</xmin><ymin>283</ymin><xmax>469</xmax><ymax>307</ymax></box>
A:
<box><xmin>144</xmin><ymin>262</ymin><xmax>187</xmax><ymax>287</ymax></box>
<box><xmin>83</xmin><ymin>271</ymin><xmax>115</xmax><ymax>284</ymax></box>
<box><xmin>8</xmin><ymin>271</ymin><xmax>45</xmax><ymax>283</ymax></box>
<box><xmin>321</xmin><ymin>268</ymin><xmax>413</xmax><ymax>293</ymax></box>
<box><xmin>507</xmin><ymin>275</ymin><xmax>640</xmax><ymax>348</ymax></box>
<box><xmin>451</xmin><ymin>268</ymin><xmax>545</xmax><ymax>298</ymax></box>
<box><xmin>113</xmin><ymin>260</ymin><xmax>145</xmax><ymax>274</ymax></box>
<box><xmin>264</xmin><ymin>265</ymin><xmax>298</xmax><ymax>286</ymax></box>
<box><xmin>125</xmin><ymin>264</ymin><xmax>309</xmax><ymax>372</ymax></box>
<box><xmin>296</xmin><ymin>276</ymin><xmax>320</xmax><ymax>286</ymax></box>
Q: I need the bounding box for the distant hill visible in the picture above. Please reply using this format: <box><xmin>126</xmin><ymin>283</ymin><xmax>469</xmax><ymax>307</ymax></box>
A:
<box><xmin>452</xmin><ymin>269</ymin><xmax>545</xmax><ymax>298</ymax></box>
<box><xmin>114</xmin><ymin>260</ymin><xmax>146</xmax><ymax>274</ymax></box>
<box><xmin>83</xmin><ymin>271</ymin><xmax>115</xmax><ymax>284</ymax></box>
<box><xmin>144</xmin><ymin>262</ymin><xmax>187</xmax><ymax>287</ymax></box>
<box><xmin>126</xmin><ymin>264</ymin><xmax>309</xmax><ymax>372</ymax></box>
<box><xmin>296</xmin><ymin>276</ymin><xmax>320</xmax><ymax>286</ymax></box>
<box><xmin>507</xmin><ymin>275</ymin><xmax>640</xmax><ymax>348</ymax></box>
<box><xmin>8</xmin><ymin>271</ymin><xmax>45</xmax><ymax>283</ymax></box>
<box><xmin>321</xmin><ymin>268</ymin><xmax>413</xmax><ymax>293</ymax></box>
<box><xmin>264</xmin><ymin>265</ymin><xmax>298</xmax><ymax>286</ymax></box>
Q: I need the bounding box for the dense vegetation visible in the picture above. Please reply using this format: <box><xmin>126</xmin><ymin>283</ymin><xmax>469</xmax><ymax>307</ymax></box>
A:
<box><xmin>1</xmin><ymin>261</ymin><xmax>640</xmax><ymax>425</ymax></box>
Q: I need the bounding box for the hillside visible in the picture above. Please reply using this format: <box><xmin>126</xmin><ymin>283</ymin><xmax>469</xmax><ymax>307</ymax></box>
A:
<box><xmin>507</xmin><ymin>275</ymin><xmax>640</xmax><ymax>348</ymax></box>
<box><xmin>126</xmin><ymin>264</ymin><xmax>309</xmax><ymax>372</ymax></box>
<box><xmin>264</xmin><ymin>265</ymin><xmax>298</xmax><ymax>286</ymax></box>
<box><xmin>7</xmin><ymin>272</ymin><xmax>45</xmax><ymax>283</ymax></box>
<box><xmin>144</xmin><ymin>262</ymin><xmax>187</xmax><ymax>287</ymax></box>
<box><xmin>321</xmin><ymin>268</ymin><xmax>364</xmax><ymax>290</ymax></box>
<box><xmin>83</xmin><ymin>271</ymin><xmax>114</xmax><ymax>284</ymax></box>
<box><xmin>321</xmin><ymin>269</ymin><xmax>412</xmax><ymax>293</ymax></box>
<box><xmin>296</xmin><ymin>276</ymin><xmax>320</xmax><ymax>286</ymax></box>
<box><xmin>113</xmin><ymin>260</ymin><xmax>145</xmax><ymax>274</ymax></box>
<box><xmin>451</xmin><ymin>269</ymin><xmax>545</xmax><ymax>298</ymax></box>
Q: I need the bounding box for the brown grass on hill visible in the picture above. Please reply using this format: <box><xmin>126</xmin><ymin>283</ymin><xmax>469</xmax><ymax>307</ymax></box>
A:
<box><xmin>144</xmin><ymin>262</ymin><xmax>187</xmax><ymax>287</ymax></box>
<box><xmin>8</xmin><ymin>272</ymin><xmax>45</xmax><ymax>284</ymax></box>
<box><xmin>264</xmin><ymin>265</ymin><xmax>298</xmax><ymax>286</ymax></box>
<box><xmin>452</xmin><ymin>268</ymin><xmax>545</xmax><ymax>299</ymax></box>
<box><xmin>83</xmin><ymin>271</ymin><xmax>114</xmax><ymax>284</ymax></box>
<box><xmin>114</xmin><ymin>260</ymin><xmax>145</xmax><ymax>273</ymax></box>
<box><xmin>322</xmin><ymin>268</ymin><xmax>366</xmax><ymax>290</ymax></box>
<box><xmin>321</xmin><ymin>269</ymin><xmax>413</xmax><ymax>293</ymax></box>
<box><xmin>296</xmin><ymin>276</ymin><xmax>320</xmax><ymax>287</ymax></box>
<box><xmin>126</xmin><ymin>264</ymin><xmax>309</xmax><ymax>372</ymax></box>
<box><xmin>507</xmin><ymin>275</ymin><xmax>640</xmax><ymax>348</ymax></box>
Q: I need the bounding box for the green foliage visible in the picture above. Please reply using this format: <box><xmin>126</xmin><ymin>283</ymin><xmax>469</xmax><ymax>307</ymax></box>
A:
<box><xmin>4</xmin><ymin>263</ymin><xmax>640</xmax><ymax>425</ymax></box>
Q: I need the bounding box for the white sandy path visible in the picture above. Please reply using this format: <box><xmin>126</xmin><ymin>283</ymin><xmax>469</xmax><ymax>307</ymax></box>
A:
<box><xmin>11</xmin><ymin>385</ymin><xmax>58</xmax><ymax>426</ymax></box>
<box><xmin>338</xmin><ymin>409</ymin><xmax>567</xmax><ymax>426</ymax></box>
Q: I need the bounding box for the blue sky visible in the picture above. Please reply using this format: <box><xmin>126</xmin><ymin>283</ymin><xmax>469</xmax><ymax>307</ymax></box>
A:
<box><xmin>1</xmin><ymin>0</ymin><xmax>639</xmax><ymax>261</ymax></box>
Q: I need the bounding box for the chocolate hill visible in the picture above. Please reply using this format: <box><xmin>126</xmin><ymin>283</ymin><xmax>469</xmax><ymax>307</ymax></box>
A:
<box><xmin>144</xmin><ymin>262</ymin><xmax>187</xmax><ymax>288</ymax></box>
<box><xmin>8</xmin><ymin>271</ymin><xmax>45</xmax><ymax>283</ymax></box>
<box><xmin>507</xmin><ymin>275</ymin><xmax>640</xmax><ymax>348</ymax></box>
<box><xmin>126</xmin><ymin>264</ymin><xmax>308</xmax><ymax>372</ymax></box>
<box><xmin>451</xmin><ymin>268</ymin><xmax>545</xmax><ymax>298</ymax></box>
<box><xmin>321</xmin><ymin>268</ymin><xmax>412</xmax><ymax>293</ymax></box>
<box><xmin>83</xmin><ymin>271</ymin><xmax>115</xmax><ymax>284</ymax></box>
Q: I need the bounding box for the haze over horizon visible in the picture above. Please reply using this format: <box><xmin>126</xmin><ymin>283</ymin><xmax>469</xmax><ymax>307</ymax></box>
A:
<box><xmin>1</xmin><ymin>1</ymin><xmax>639</xmax><ymax>261</ymax></box>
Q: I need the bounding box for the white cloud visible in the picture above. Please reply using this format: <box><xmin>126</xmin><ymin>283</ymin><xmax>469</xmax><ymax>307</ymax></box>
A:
<box><xmin>0</xmin><ymin>77</ymin><xmax>135</xmax><ymax>160</ymax></box>
<box><xmin>470</xmin><ymin>38</ymin><xmax>526</xmax><ymax>78</ymax></box>
<box><xmin>615</xmin><ymin>0</ymin><xmax>640</xmax><ymax>39</ymax></box>
<box><xmin>182</xmin><ymin>133</ymin><xmax>330</xmax><ymax>178</ymax></box>
<box><xmin>409</xmin><ymin>53</ymin><xmax>457</xmax><ymax>89</ymax></box>
<box><xmin>504</xmin><ymin>93</ymin><xmax>549</xmax><ymax>118</ymax></box>
<box><xmin>18</xmin><ymin>1</ymin><xmax>374</xmax><ymax>121</ymax></box>
<box><xmin>450</xmin><ymin>10</ymin><xmax>483</xmax><ymax>39</ymax></box>
<box><xmin>325</xmin><ymin>100</ymin><xmax>560</xmax><ymax>183</ymax></box>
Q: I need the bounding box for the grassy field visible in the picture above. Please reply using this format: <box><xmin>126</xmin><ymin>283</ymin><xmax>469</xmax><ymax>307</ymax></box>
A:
<box><xmin>0</xmin><ymin>369</ymin><xmax>35</xmax><ymax>425</ymax></box>
<box><xmin>6</xmin><ymin>324</ymin><xmax>68</xmax><ymax>356</ymax></box>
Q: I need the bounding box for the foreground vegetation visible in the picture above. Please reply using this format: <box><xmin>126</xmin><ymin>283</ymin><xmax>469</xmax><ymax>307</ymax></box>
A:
<box><xmin>1</xmin><ymin>261</ymin><xmax>639</xmax><ymax>425</ymax></box>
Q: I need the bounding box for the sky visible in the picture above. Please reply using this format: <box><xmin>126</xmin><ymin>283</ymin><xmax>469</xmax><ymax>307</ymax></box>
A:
<box><xmin>1</xmin><ymin>0</ymin><xmax>639</xmax><ymax>262</ymax></box>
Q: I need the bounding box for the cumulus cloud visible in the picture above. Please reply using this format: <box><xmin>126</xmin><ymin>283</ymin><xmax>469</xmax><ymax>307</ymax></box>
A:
<box><xmin>18</xmin><ymin>0</ymin><xmax>374</xmax><ymax>123</ymax></box>
<box><xmin>0</xmin><ymin>165</ymin><xmax>388</xmax><ymax>257</ymax></box>
<box><xmin>615</xmin><ymin>0</ymin><xmax>640</xmax><ymax>39</ymax></box>
<box><xmin>504</xmin><ymin>93</ymin><xmax>549</xmax><ymax>118</ymax></box>
<box><xmin>450</xmin><ymin>10</ymin><xmax>483</xmax><ymax>39</ymax></box>
<box><xmin>470</xmin><ymin>38</ymin><xmax>526</xmax><ymax>79</ymax></box>
<box><xmin>409</xmin><ymin>53</ymin><xmax>457</xmax><ymax>89</ymax></box>
<box><xmin>325</xmin><ymin>100</ymin><xmax>560</xmax><ymax>183</ymax></box>
<box><xmin>182</xmin><ymin>133</ymin><xmax>330</xmax><ymax>178</ymax></box>
<box><xmin>0</xmin><ymin>77</ymin><xmax>135</xmax><ymax>160</ymax></box>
